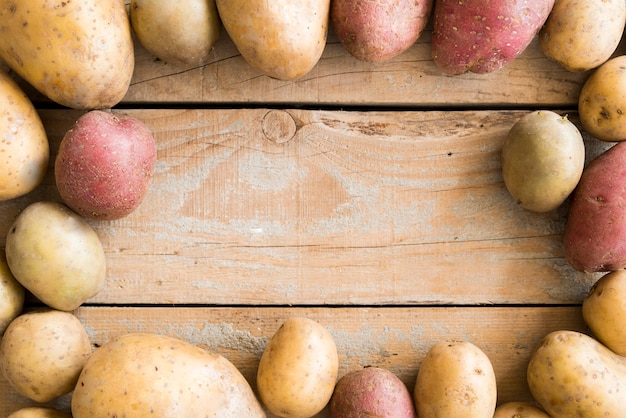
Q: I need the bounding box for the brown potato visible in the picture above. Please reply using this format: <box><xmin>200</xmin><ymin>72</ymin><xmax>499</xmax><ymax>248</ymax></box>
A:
<box><xmin>494</xmin><ymin>402</ymin><xmax>550</xmax><ymax>418</ymax></box>
<box><xmin>0</xmin><ymin>250</ymin><xmax>24</xmax><ymax>335</ymax></box>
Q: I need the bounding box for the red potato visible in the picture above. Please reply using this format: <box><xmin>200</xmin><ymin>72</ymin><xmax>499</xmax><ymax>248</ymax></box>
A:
<box><xmin>329</xmin><ymin>366</ymin><xmax>416</xmax><ymax>418</ymax></box>
<box><xmin>331</xmin><ymin>0</ymin><xmax>433</xmax><ymax>62</ymax></box>
<box><xmin>55</xmin><ymin>111</ymin><xmax>156</xmax><ymax>220</ymax></box>
<box><xmin>431</xmin><ymin>0</ymin><xmax>555</xmax><ymax>74</ymax></box>
<box><xmin>564</xmin><ymin>142</ymin><xmax>626</xmax><ymax>272</ymax></box>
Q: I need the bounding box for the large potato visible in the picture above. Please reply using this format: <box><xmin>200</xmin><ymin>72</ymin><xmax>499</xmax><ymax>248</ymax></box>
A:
<box><xmin>582</xmin><ymin>270</ymin><xmax>626</xmax><ymax>356</ymax></box>
<box><xmin>257</xmin><ymin>317</ymin><xmax>339</xmax><ymax>418</ymax></box>
<box><xmin>414</xmin><ymin>340</ymin><xmax>497</xmax><ymax>417</ymax></box>
<box><xmin>8</xmin><ymin>407</ymin><xmax>71</xmax><ymax>418</ymax></box>
<box><xmin>579</xmin><ymin>56</ymin><xmax>626</xmax><ymax>141</ymax></box>
<box><xmin>493</xmin><ymin>402</ymin><xmax>550</xmax><ymax>418</ymax></box>
<box><xmin>331</xmin><ymin>0</ymin><xmax>433</xmax><ymax>62</ymax></box>
<box><xmin>71</xmin><ymin>332</ymin><xmax>266</xmax><ymax>417</ymax></box>
<box><xmin>0</xmin><ymin>70</ymin><xmax>49</xmax><ymax>201</ymax></box>
<box><xmin>216</xmin><ymin>0</ymin><xmax>330</xmax><ymax>80</ymax></box>
<box><xmin>539</xmin><ymin>0</ymin><xmax>626</xmax><ymax>72</ymax></box>
<box><xmin>0</xmin><ymin>309</ymin><xmax>91</xmax><ymax>403</ymax></box>
<box><xmin>5</xmin><ymin>201</ymin><xmax>106</xmax><ymax>311</ymax></box>
<box><xmin>0</xmin><ymin>250</ymin><xmax>24</xmax><ymax>335</ymax></box>
<box><xmin>431</xmin><ymin>0</ymin><xmax>555</xmax><ymax>74</ymax></box>
<box><xmin>130</xmin><ymin>0</ymin><xmax>221</xmax><ymax>66</ymax></box>
<box><xmin>0</xmin><ymin>0</ymin><xmax>134</xmax><ymax>109</ymax></box>
<box><xmin>563</xmin><ymin>141</ymin><xmax>626</xmax><ymax>272</ymax></box>
<box><xmin>501</xmin><ymin>110</ymin><xmax>585</xmax><ymax>212</ymax></box>
<box><xmin>527</xmin><ymin>330</ymin><xmax>626</xmax><ymax>417</ymax></box>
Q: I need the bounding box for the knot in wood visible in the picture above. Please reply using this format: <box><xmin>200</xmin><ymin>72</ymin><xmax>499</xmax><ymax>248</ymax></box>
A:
<box><xmin>262</xmin><ymin>110</ymin><xmax>297</xmax><ymax>143</ymax></box>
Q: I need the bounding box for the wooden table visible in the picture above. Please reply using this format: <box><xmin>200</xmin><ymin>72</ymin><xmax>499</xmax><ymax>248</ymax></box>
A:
<box><xmin>1</xmin><ymin>17</ymin><xmax>622</xmax><ymax>416</ymax></box>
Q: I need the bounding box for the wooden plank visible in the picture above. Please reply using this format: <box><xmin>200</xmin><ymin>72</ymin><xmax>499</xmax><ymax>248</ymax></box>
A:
<box><xmin>0</xmin><ymin>109</ymin><xmax>607</xmax><ymax>306</ymax></box>
<box><xmin>0</xmin><ymin>305</ymin><xmax>588</xmax><ymax>417</ymax></box>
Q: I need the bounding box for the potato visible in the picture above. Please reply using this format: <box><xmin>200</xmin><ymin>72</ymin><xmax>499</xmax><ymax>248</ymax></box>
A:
<box><xmin>257</xmin><ymin>317</ymin><xmax>339</xmax><ymax>418</ymax></box>
<box><xmin>5</xmin><ymin>201</ymin><xmax>106</xmax><ymax>311</ymax></box>
<box><xmin>216</xmin><ymin>0</ymin><xmax>330</xmax><ymax>80</ymax></box>
<box><xmin>579</xmin><ymin>55</ymin><xmax>626</xmax><ymax>142</ymax></box>
<box><xmin>0</xmin><ymin>0</ymin><xmax>134</xmax><ymax>109</ymax></box>
<box><xmin>527</xmin><ymin>330</ymin><xmax>626</xmax><ymax>417</ymax></box>
<box><xmin>71</xmin><ymin>332</ymin><xmax>265</xmax><ymax>417</ymax></box>
<box><xmin>0</xmin><ymin>70</ymin><xmax>49</xmax><ymax>201</ymax></box>
<box><xmin>501</xmin><ymin>110</ymin><xmax>585</xmax><ymax>212</ymax></box>
<box><xmin>414</xmin><ymin>340</ymin><xmax>497</xmax><ymax>417</ymax></box>
<box><xmin>0</xmin><ymin>309</ymin><xmax>91</xmax><ymax>403</ymax></box>
<box><xmin>539</xmin><ymin>0</ymin><xmax>625</xmax><ymax>72</ymax></box>
<box><xmin>130</xmin><ymin>0</ymin><xmax>221</xmax><ymax>66</ymax></box>
<box><xmin>0</xmin><ymin>250</ymin><xmax>24</xmax><ymax>335</ymax></box>
<box><xmin>431</xmin><ymin>0</ymin><xmax>555</xmax><ymax>74</ymax></box>
<box><xmin>55</xmin><ymin>110</ymin><xmax>157</xmax><ymax>220</ymax></box>
<box><xmin>329</xmin><ymin>366</ymin><xmax>416</xmax><ymax>418</ymax></box>
<box><xmin>582</xmin><ymin>270</ymin><xmax>626</xmax><ymax>356</ymax></box>
<box><xmin>330</xmin><ymin>0</ymin><xmax>433</xmax><ymax>63</ymax></box>
<box><xmin>494</xmin><ymin>402</ymin><xmax>550</xmax><ymax>418</ymax></box>
<box><xmin>563</xmin><ymin>141</ymin><xmax>626</xmax><ymax>272</ymax></box>
<box><xmin>8</xmin><ymin>407</ymin><xmax>71</xmax><ymax>418</ymax></box>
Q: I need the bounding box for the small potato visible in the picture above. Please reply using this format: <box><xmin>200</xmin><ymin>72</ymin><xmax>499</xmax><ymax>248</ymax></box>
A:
<box><xmin>8</xmin><ymin>407</ymin><xmax>71</xmax><ymax>418</ymax></box>
<box><xmin>130</xmin><ymin>0</ymin><xmax>221</xmax><ymax>66</ymax></box>
<box><xmin>414</xmin><ymin>340</ymin><xmax>497</xmax><ymax>417</ymax></box>
<box><xmin>257</xmin><ymin>317</ymin><xmax>339</xmax><ymax>418</ymax></box>
<box><xmin>539</xmin><ymin>0</ymin><xmax>626</xmax><ymax>72</ymax></box>
<box><xmin>582</xmin><ymin>270</ymin><xmax>626</xmax><ymax>356</ymax></box>
<box><xmin>0</xmin><ymin>309</ymin><xmax>92</xmax><ymax>403</ymax></box>
<box><xmin>494</xmin><ymin>402</ymin><xmax>550</xmax><ymax>418</ymax></box>
<box><xmin>0</xmin><ymin>250</ymin><xmax>24</xmax><ymax>335</ymax></box>
<box><xmin>579</xmin><ymin>55</ymin><xmax>626</xmax><ymax>142</ymax></box>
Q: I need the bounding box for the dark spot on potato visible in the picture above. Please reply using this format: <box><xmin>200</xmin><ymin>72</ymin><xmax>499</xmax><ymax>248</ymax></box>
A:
<box><xmin>600</xmin><ymin>108</ymin><xmax>611</xmax><ymax>120</ymax></box>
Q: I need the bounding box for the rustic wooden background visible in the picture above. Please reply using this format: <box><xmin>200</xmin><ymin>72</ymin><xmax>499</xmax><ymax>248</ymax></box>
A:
<box><xmin>1</xmin><ymin>12</ymin><xmax>623</xmax><ymax>417</ymax></box>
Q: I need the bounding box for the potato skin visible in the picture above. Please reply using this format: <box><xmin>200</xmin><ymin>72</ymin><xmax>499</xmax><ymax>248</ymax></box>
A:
<box><xmin>331</xmin><ymin>0</ymin><xmax>433</xmax><ymax>62</ymax></box>
<box><xmin>257</xmin><ymin>317</ymin><xmax>339</xmax><ymax>418</ymax></box>
<box><xmin>493</xmin><ymin>402</ymin><xmax>550</xmax><ymax>418</ymax></box>
<box><xmin>0</xmin><ymin>0</ymin><xmax>134</xmax><ymax>109</ymax></box>
<box><xmin>0</xmin><ymin>70</ymin><xmax>49</xmax><ymax>201</ymax></box>
<box><xmin>0</xmin><ymin>251</ymin><xmax>24</xmax><ymax>335</ymax></box>
<box><xmin>0</xmin><ymin>309</ymin><xmax>91</xmax><ymax>403</ymax></box>
<box><xmin>579</xmin><ymin>56</ymin><xmax>626</xmax><ymax>142</ymax></box>
<box><xmin>582</xmin><ymin>270</ymin><xmax>626</xmax><ymax>356</ymax></box>
<box><xmin>563</xmin><ymin>141</ymin><xmax>626</xmax><ymax>272</ymax></box>
<box><xmin>527</xmin><ymin>330</ymin><xmax>626</xmax><ymax>418</ymax></box>
<box><xmin>539</xmin><ymin>0</ymin><xmax>625</xmax><ymax>72</ymax></box>
<box><xmin>8</xmin><ymin>407</ymin><xmax>71</xmax><ymax>418</ymax></box>
<box><xmin>501</xmin><ymin>110</ymin><xmax>585</xmax><ymax>212</ymax></box>
<box><xmin>414</xmin><ymin>340</ymin><xmax>497</xmax><ymax>417</ymax></box>
<box><xmin>431</xmin><ymin>0</ymin><xmax>555</xmax><ymax>74</ymax></box>
<box><xmin>71</xmin><ymin>333</ymin><xmax>266</xmax><ymax>418</ymax></box>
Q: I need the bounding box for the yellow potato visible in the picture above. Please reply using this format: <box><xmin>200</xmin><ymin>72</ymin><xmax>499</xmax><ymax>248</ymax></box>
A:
<box><xmin>130</xmin><ymin>0</ymin><xmax>221</xmax><ymax>66</ymax></box>
<box><xmin>583</xmin><ymin>270</ymin><xmax>626</xmax><ymax>356</ymax></box>
<box><xmin>8</xmin><ymin>407</ymin><xmax>71</xmax><ymax>418</ymax></box>
<box><xmin>494</xmin><ymin>402</ymin><xmax>550</xmax><ymax>418</ymax></box>
<box><xmin>0</xmin><ymin>70</ymin><xmax>49</xmax><ymax>201</ymax></box>
<box><xmin>257</xmin><ymin>317</ymin><xmax>339</xmax><ymax>418</ymax></box>
<box><xmin>539</xmin><ymin>0</ymin><xmax>626</xmax><ymax>72</ymax></box>
<box><xmin>0</xmin><ymin>250</ymin><xmax>24</xmax><ymax>335</ymax></box>
<box><xmin>71</xmin><ymin>333</ymin><xmax>266</xmax><ymax>417</ymax></box>
<box><xmin>0</xmin><ymin>309</ymin><xmax>92</xmax><ymax>403</ymax></box>
<box><xmin>579</xmin><ymin>55</ymin><xmax>626</xmax><ymax>141</ymax></box>
<box><xmin>414</xmin><ymin>340</ymin><xmax>497</xmax><ymax>417</ymax></box>
<box><xmin>216</xmin><ymin>0</ymin><xmax>330</xmax><ymax>80</ymax></box>
<box><xmin>527</xmin><ymin>330</ymin><xmax>626</xmax><ymax>417</ymax></box>
<box><xmin>0</xmin><ymin>0</ymin><xmax>134</xmax><ymax>109</ymax></box>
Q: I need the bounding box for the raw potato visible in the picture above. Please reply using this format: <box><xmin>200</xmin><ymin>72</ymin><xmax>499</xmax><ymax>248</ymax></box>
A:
<box><xmin>71</xmin><ymin>333</ymin><xmax>266</xmax><ymax>418</ymax></box>
<box><xmin>414</xmin><ymin>340</ymin><xmax>497</xmax><ymax>417</ymax></box>
<box><xmin>257</xmin><ymin>317</ymin><xmax>339</xmax><ymax>418</ymax></box>
<box><xmin>0</xmin><ymin>70</ymin><xmax>49</xmax><ymax>201</ymax></box>
<box><xmin>579</xmin><ymin>56</ymin><xmax>626</xmax><ymax>142</ymax></box>
<box><xmin>563</xmin><ymin>141</ymin><xmax>626</xmax><ymax>272</ymax></box>
<box><xmin>329</xmin><ymin>366</ymin><xmax>416</xmax><ymax>418</ymax></box>
<box><xmin>494</xmin><ymin>402</ymin><xmax>550</xmax><ymax>418</ymax></box>
<box><xmin>216</xmin><ymin>0</ymin><xmax>330</xmax><ymax>80</ymax></box>
<box><xmin>539</xmin><ymin>0</ymin><xmax>626</xmax><ymax>72</ymax></box>
<box><xmin>0</xmin><ymin>309</ymin><xmax>91</xmax><ymax>403</ymax></box>
<box><xmin>5</xmin><ymin>201</ymin><xmax>107</xmax><ymax>311</ymax></box>
<box><xmin>0</xmin><ymin>250</ymin><xmax>24</xmax><ymax>335</ymax></box>
<box><xmin>8</xmin><ymin>407</ymin><xmax>71</xmax><ymax>418</ymax></box>
<box><xmin>431</xmin><ymin>0</ymin><xmax>555</xmax><ymax>74</ymax></box>
<box><xmin>331</xmin><ymin>0</ymin><xmax>433</xmax><ymax>62</ymax></box>
<box><xmin>0</xmin><ymin>0</ymin><xmax>134</xmax><ymax>109</ymax></box>
<box><xmin>582</xmin><ymin>270</ymin><xmax>626</xmax><ymax>356</ymax></box>
<box><xmin>55</xmin><ymin>110</ymin><xmax>157</xmax><ymax>220</ymax></box>
<box><xmin>501</xmin><ymin>110</ymin><xmax>585</xmax><ymax>212</ymax></box>
<box><xmin>130</xmin><ymin>0</ymin><xmax>221</xmax><ymax>66</ymax></box>
<box><xmin>527</xmin><ymin>330</ymin><xmax>626</xmax><ymax>418</ymax></box>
